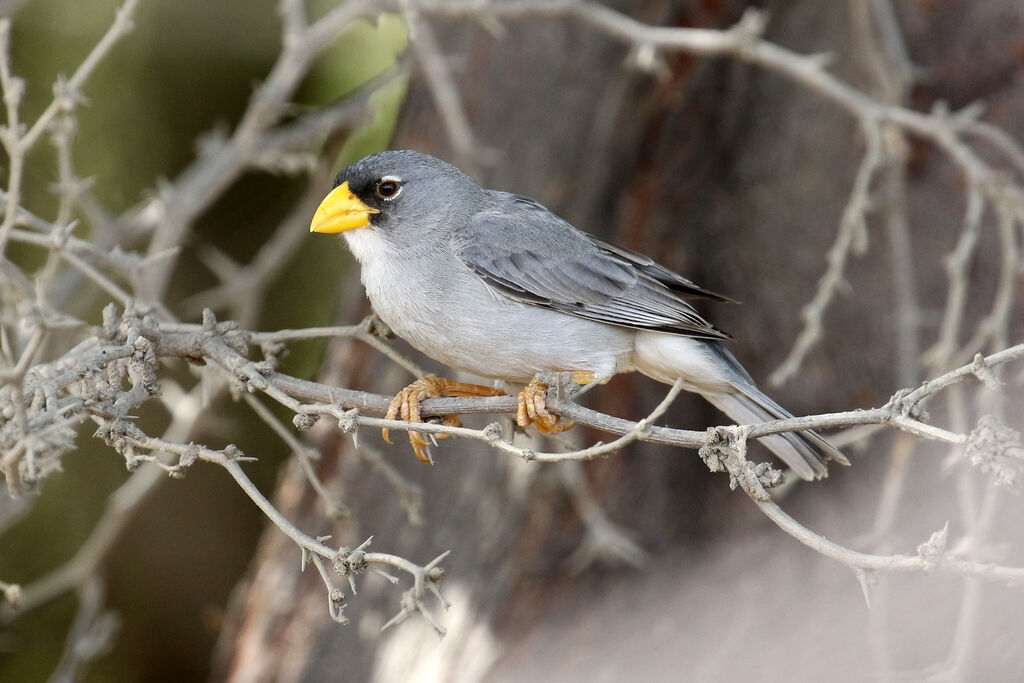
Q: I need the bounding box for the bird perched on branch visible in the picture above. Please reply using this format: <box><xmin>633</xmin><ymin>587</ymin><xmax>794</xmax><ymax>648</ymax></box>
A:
<box><xmin>310</xmin><ymin>150</ymin><xmax>847</xmax><ymax>480</ymax></box>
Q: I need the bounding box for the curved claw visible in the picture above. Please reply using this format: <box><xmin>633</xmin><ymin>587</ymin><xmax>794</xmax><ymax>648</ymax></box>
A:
<box><xmin>382</xmin><ymin>392</ymin><xmax>404</xmax><ymax>445</ymax></box>
<box><xmin>516</xmin><ymin>377</ymin><xmax>575</xmax><ymax>434</ymax></box>
<box><xmin>381</xmin><ymin>377</ymin><xmax>504</xmax><ymax>463</ymax></box>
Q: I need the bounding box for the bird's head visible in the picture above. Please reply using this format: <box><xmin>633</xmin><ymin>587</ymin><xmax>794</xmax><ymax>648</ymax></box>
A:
<box><xmin>310</xmin><ymin>150</ymin><xmax>484</xmax><ymax>248</ymax></box>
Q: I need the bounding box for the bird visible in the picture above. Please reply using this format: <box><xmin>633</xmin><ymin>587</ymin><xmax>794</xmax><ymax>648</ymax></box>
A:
<box><xmin>310</xmin><ymin>150</ymin><xmax>848</xmax><ymax>480</ymax></box>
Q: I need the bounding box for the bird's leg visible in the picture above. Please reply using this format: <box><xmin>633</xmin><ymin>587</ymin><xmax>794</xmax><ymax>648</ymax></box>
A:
<box><xmin>383</xmin><ymin>377</ymin><xmax>505</xmax><ymax>463</ymax></box>
<box><xmin>516</xmin><ymin>373</ymin><xmax>595</xmax><ymax>434</ymax></box>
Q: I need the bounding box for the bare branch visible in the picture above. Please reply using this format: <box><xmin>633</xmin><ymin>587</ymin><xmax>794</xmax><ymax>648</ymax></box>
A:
<box><xmin>0</xmin><ymin>0</ymin><xmax>139</xmax><ymax>253</ymax></box>
<box><xmin>771</xmin><ymin>122</ymin><xmax>884</xmax><ymax>386</ymax></box>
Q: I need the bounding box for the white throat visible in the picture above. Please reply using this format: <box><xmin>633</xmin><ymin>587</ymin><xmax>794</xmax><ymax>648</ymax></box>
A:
<box><xmin>342</xmin><ymin>227</ymin><xmax>393</xmax><ymax>268</ymax></box>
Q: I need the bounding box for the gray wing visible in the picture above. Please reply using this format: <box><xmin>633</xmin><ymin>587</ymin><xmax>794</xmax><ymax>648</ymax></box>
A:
<box><xmin>451</xmin><ymin>194</ymin><xmax>730</xmax><ymax>341</ymax></box>
<box><xmin>588</xmin><ymin>237</ymin><xmax>737</xmax><ymax>303</ymax></box>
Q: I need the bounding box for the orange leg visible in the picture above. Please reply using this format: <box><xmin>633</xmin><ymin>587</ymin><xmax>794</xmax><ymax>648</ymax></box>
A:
<box><xmin>383</xmin><ymin>377</ymin><xmax>505</xmax><ymax>463</ymax></box>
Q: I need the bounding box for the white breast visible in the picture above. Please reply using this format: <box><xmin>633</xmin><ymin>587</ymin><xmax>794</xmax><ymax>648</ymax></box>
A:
<box><xmin>342</xmin><ymin>229</ymin><xmax>636</xmax><ymax>382</ymax></box>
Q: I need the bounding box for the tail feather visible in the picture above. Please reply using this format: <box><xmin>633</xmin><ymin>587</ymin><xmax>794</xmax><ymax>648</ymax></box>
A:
<box><xmin>632</xmin><ymin>333</ymin><xmax>848</xmax><ymax>480</ymax></box>
<box><xmin>705</xmin><ymin>342</ymin><xmax>848</xmax><ymax>480</ymax></box>
<box><xmin>705</xmin><ymin>389</ymin><xmax>848</xmax><ymax>481</ymax></box>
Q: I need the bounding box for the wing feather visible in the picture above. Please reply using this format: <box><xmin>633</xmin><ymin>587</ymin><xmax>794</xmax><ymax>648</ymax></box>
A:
<box><xmin>452</xmin><ymin>194</ymin><xmax>730</xmax><ymax>340</ymax></box>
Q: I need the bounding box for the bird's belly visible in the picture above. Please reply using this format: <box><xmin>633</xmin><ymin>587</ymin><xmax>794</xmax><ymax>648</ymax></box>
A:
<box><xmin>418</xmin><ymin>310</ymin><xmax>634</xmax><ymax>382</ymax></box>
<box><xmin>365</xmin><ymin>270</ymin><xmax>635</xmax><ymax>382</ymax></box>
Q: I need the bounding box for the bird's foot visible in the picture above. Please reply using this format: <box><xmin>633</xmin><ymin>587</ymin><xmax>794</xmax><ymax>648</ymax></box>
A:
<box><xmin>516</xmin><ymin>376</ymin><xmax>578</xmax><ymax>434</ymax></box>
<box><xmin>383</xmin><ymin>377</ymin><xmax>505</xmax><ymax>463</ymax></box>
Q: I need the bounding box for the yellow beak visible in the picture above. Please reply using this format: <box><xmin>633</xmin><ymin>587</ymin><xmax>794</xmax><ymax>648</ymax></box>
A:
<box><xmin>309</xmin><ymin>182</ymin><xmax>379</xmax><ymax>234</ymax></box>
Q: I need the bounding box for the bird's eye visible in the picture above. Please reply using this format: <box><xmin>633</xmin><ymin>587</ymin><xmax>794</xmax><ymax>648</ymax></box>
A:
<box><xmin>376</xmin><ymin>178</ymin><xmax>402</xmax><ymax>200</ymax></box>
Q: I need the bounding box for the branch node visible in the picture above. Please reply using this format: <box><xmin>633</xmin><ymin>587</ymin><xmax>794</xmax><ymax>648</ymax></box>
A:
<box><xmin>482</xmin><ymin>421</ymin><xmax>504</xmax><ymax>442</ymax></box>
<box><xmin>700</xmin><ymin>426</ymin><xmax>780</xmax><ymax>499</ymax></box>
<box><xmin>970</xmin><ymin>353</ymin><xmax>1003</xmax><ymax>392</ymax></box>
<box><xmin>259</xmin><ymin>340</ymin><xmax>286</xmax><ymax>369</ymax></box>
<box><xmin>180</xmin><ymin>443</ymin><xmax>200</xmax><ymax>470</ymax></box>
<box><xmin>362</xmin><ymin>313</ymin><xmax>394</xmax><ymax>339</ymax></box>
<box><xmin>917</xmin><ymin>522</ymin><xmax>950</xmax><ymax>570</ymax></box>
<box><xmin>698</xmin><ymin>426</ymin><xmax>730</xmax><ymax>473</ymax></box>
<box><xmin>222</xmin><ymin>444</ymin><xmax>246</xmax><ymax>462</ymax></box>
<box><xmin>52</xmin><ymin>75</ymin><xmax>88</xmax><ymax>113</ymax></box>
<box><xmin>201</xmin><ymin>308</ymin><xmax>219</xmax><ymax>331</ymax></box>
<box><xmin>336</xmin><ymin>408</ymin><xmax>359</xmax><ymax>433</ymax></box>
<box><xmin>885</xmin><ymin>387</ymin><xmax>928</xmax><ymax>421</ymax></box>
<box><xmin>731</xmin><ymin>7</ymin><xmax>768</xmax><ymax>42</ymax></box>
<box><xmin>964</xmin><ymin>415</ymin><xmax>1024</xmax><ymax>492</ymax></box>
<box><xmin>730</xmin><ymin>461</ymin><xmax>782</xmax><ymax>500</ymax></box>
<box><xmin>293</xmin><ymin>412</ymin><xmax>319</xmax><ymax>431</ymax></box>
<box><xmin>327</xmin><ymin>588</ymin><xmax>348</xmax><ymax>624</ymax></box>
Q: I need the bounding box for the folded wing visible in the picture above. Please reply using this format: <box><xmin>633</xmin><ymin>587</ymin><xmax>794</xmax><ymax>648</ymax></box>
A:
<box><xmin>452</xmin><ymin>194</ymin><xmax>730</xmax><ymax>341</ymax></box>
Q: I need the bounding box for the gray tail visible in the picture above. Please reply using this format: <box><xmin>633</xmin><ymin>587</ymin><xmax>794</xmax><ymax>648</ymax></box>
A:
<box><xmin>705</xmin><ymin>345</ymin><xmax>849</xmax><ymax>481</ymax></box>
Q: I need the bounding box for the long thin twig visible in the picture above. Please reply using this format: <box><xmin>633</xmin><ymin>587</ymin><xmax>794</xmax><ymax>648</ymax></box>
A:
<box><xmin>0</xmin><ymin>0</ymin><xmax>139</xmax><ymax>253</ymax></box>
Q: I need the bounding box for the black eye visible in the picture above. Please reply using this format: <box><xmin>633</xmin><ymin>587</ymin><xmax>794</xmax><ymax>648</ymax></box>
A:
<box><xmin>376</xmin><ymin>178</ymin><xmax>402</xmax><ymax>199</ymax></box>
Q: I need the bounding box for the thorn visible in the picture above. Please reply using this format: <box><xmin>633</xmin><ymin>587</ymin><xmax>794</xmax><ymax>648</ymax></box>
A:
<box><xmin>380</xmin><ymin>608</ymin><xmax>410</xmax><ymax>632</ymax></box>
<box><xmin>137</xmin><ymin>246</ymin><xmax>180</xmax><ymax>268</ymax></box>
<box><xmin>370</xmin><ymin>567</ymin><xmax>399</xmax><ymax>584</ymax></box>
<box><xmin>427</xmin><ymin>581</ymin><xmax>449</xmax><ymax>611</ymax></box>
<box><xmin>426</xmin><ymin>549</ymin><xmax>451</xmax><ymax>570</ymax></box>
<box><xmin>854</xmin><ymin>568</ymin><xmax>878</xmax><ymax>608</ymax></box>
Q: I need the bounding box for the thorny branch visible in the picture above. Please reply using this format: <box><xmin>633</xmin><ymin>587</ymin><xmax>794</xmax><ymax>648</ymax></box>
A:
<box><xmin>0</xmin><ymin>0</ymin><xmax>438</xmax><ymax>638</ymax></box>
<box><xmin>0</xmin><ymin>0</ymin><xmax>1022</xmax><ymax>650</ymax></box>
<box><xmin>5</xmin><ymin>305</ymin><xmax>1024</xmax><ymax>593</ymax></box>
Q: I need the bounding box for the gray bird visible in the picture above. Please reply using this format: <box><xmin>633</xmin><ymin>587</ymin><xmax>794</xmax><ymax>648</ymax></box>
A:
<box><xmin>310</xmin><ymin>150</ymin><xmax>847</xmax><ymax>480</ymax></box>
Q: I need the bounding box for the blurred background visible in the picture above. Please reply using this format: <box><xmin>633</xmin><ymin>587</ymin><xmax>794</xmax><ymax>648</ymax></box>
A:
<box><xmin>1</xmin><ymin>0</ymin><xmax>1023</xmax><ymax>681</ymax></box>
